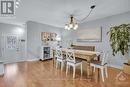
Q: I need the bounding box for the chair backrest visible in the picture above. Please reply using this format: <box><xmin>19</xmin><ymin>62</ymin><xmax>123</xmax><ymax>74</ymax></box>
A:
<box><xmin>101</xmin><ymin>52</ymin><xmax>109</xmax><ymax>65</ymax></box>
<box><xmin>66</xmin><ymin>49</ymin><xmax>76</xmax><ymax>63</ymax></box>
<box><xmin>71</xmin><ymin>45</ymin><xmax>95</xmax><ymax>51</ymax></box>
<box><xmin>55</xmin><ymin>48</ymin><xmax>63</xmax><ymax>59</ymax></box>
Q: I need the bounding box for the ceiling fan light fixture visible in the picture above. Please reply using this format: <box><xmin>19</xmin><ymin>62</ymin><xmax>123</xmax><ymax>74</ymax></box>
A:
<box><xmin>64</xmin><ymin>15</ymin><xmax>78</xmax><ymax>30</ymax></box>
<box><xmin>64</xmin><ymin>4</ymin><xmax>96</xmax><ymax>30</ymax></box>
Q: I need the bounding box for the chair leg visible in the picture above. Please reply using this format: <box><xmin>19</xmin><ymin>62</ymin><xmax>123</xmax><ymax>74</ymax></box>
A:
<box><xmin>105</xmin><ymin>66</ymin><xmax>108</xmax><ymax>78</ymax></box>
<box><xmin>66</xmin><ymin>64</ymin><xmax>68</xmax><ymax>75</ymax></box>
<box><xmin>91</xmin><ymin>66</ymin><xmax>94</xmax><ymax>75</ymax></box>
<box><xmin>73</xmin><ymin>66</ymin><xmax>76</xmax><ymax>78</ymax></box>
<box><xmin>61</xmin><ymin>62</ymin><xmax>64</xmax><ymax>71</ymax></box>
<box><xmin>68</xmin><ymin>65</ymin><xmax>70</xmax><ymax>70</ymax></box>
<box><xmin>81</xmin><ymin>63</ymin><xmax>83</xmax><ymax>76</ymax></box>
<box><xmin>93</xmin><ymin>66</ymin><xmax>96</xmax><ymax>72</ymax></box>
<box><xmin>56</xmin><ymin>61</ymin><xmax>58</xmax><ymax>69</ymax></box>
<box><xmin>101</xmin><ymin>68</ymin><xmax>105</xmax><ymax>82</ymax></box>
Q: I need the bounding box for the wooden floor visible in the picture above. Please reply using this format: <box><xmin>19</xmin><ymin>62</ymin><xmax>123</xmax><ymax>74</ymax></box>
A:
<box><xmin>0</xmin><ymin>60</ymin><xmax>130</xmax><ymax>87</ymax></box>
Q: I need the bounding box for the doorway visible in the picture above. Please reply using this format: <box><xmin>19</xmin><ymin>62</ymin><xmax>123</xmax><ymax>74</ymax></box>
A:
<box><xmin>0</xmin><ymin>33</ymin><xmax>24</xmax><ymax>63</ymax></box>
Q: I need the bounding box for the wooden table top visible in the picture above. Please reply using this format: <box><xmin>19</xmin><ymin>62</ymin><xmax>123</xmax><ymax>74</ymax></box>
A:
<box><xmin>53</xmin><ymin>48</ymin><xmax>101</xmax><ymax>61</ymax></box>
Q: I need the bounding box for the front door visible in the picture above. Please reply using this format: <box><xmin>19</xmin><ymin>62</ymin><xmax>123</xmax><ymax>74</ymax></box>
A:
<box><xmin>0</xmin><ymin>34</ymin><xmax>22</xmax><ymax>63</ymax></box>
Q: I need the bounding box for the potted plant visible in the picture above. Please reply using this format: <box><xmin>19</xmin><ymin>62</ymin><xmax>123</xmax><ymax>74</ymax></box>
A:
<box><xmin>107</xmin><ymin>24</ymin><xmax>130</xmax><ymax>56</ymax></box>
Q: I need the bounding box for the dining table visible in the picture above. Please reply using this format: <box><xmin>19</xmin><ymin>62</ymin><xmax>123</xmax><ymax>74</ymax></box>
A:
<box><xmin>52</xmin><ymin>48</ymin><xmax>101</xmax><ymax>78</ymax></box>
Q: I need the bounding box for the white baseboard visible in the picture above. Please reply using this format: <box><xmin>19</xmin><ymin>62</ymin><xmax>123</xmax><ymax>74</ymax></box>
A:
<box><xmin>108</xmin><ymin>64</ymin><xmax>123</xmax><ymax>69</ymax></box>
<box><xmin>4</xmin><ymin>59</ymin><xmax>27</xmax><ymax>64</ymax></box>
<box><xmin>27</xmin><ymin>58</ymin><xmax>39</xmax><ymax>61</ymax></box>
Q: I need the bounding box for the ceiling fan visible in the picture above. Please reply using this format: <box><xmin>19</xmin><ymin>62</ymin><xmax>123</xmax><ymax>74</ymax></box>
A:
<box><xmin>64</xmin><ymin>5</ymin><xmax>96</xmax><ymax>30</ymax></box>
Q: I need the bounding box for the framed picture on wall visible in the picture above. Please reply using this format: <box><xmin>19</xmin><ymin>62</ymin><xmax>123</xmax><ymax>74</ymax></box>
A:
<box><xmin>76</xmin><ymin>27</ymin><xmax>102</xmax><ymax>42</ymax></box>
<box><xmin>41</xmin><ymin>32</ymin><xmax>57</xmax><ymax>41</ymax></box>
<box><xmin>6</xmin><ymin>35</ymin><xmax>18</xmax><ymax>49</ymax></box>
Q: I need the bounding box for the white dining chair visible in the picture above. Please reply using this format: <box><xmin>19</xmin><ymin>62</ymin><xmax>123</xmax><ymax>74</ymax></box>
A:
<box><xmin>66</xmin><ymin>49</ymin><xmax>83</xmax><ymax>78</ymax></box>
<box><xmin>90</xmin><ymin>52</ymin><xmax>109</xmax><ymax>82</ymax></box>
<box><xmin>55</xmin><ymin>48</ymin><xmax>66</xmax><ymax>71</ymax></box>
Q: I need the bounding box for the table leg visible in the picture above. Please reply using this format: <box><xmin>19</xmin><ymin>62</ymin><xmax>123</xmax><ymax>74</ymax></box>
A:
<box><xmin>53</xmin><ymin>58</ymin><xmax>55</xmax><ymax>67</ymax></box>
<box><xmin>87</xmin><ymin>62</ymin><xmax>92</xmax><ymax>79</ymax></box>
<box><xmin>97</xmin><ymin>55</ymin><xmax>100</xmax><ymax>76</ymax></box>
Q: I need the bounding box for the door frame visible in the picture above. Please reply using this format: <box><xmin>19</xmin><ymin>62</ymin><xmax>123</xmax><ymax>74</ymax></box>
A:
<box><xmin>1</xmin><ymin>33</ymin><xmax>22</xmax><ymax>63</ymax></box>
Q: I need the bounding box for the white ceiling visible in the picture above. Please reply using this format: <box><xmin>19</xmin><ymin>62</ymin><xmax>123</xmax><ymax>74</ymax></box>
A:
<box><xmin>0</xmin><ymin>0</ymin><xmax>130</xmax><ymax>27</ymax></box>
